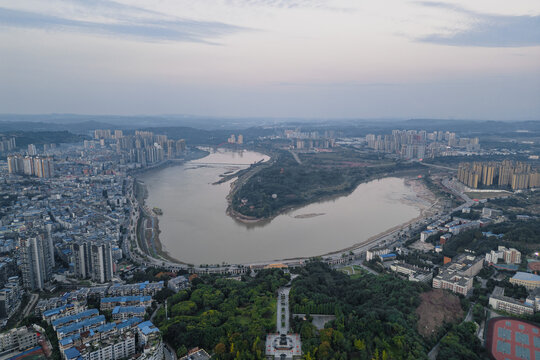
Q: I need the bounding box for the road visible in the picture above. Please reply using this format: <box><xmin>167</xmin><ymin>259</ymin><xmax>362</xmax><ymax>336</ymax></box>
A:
<box><xmin>358</xmin><ymin>261</ymin><xmax>379</xmax><ymax>275</ymax></box>
<box><xmin>163</xmin><ymin>343</ymin><xmax>177</xmax><ymax>360</ymax></box>
<box><xmin>21</xmin><ymin>293</ymin><xmax>39</xmax><ymax>319</ymax></box>
<box><xmin>442</xmin><ymin>177</ymin><xmax>474</xmax><ymax>209</ymax></box>
<box><xmin>150</xmin><ymin>303</ymin><xmax>162</xmax><ymax>322</ymax></box>
<box><xmin>288</xmin><ymin>150</ymin><xmax>303</xmax><ymax>165</ymax></box>
<box><xmin>419</xmin><ymin>162</ymin><xmax>457</xmax><ymax>172</ymax></box>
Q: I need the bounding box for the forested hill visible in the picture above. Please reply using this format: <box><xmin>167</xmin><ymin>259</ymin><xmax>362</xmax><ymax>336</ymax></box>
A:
<box><xmin>149</xmin><ymin>261</ymin><xmax>476</xmax><ymax>359</ymax></box>
<box><xmin>290</xmin><ymin>262</ymin><xmax>429</xmax><ymax>360</ymax></box>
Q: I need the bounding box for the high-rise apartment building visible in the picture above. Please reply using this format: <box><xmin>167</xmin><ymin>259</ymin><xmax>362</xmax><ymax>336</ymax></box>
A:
<box><xmin>90</xmin><ymin>243</ymin><xmax>114</xmax><ymax>283</ymax></box>
<box><xmin>0</xmin><ymin>137</ymin><xmax>16</xmax><ymax>153</ymax></box>
<box><xmin>7</xmin><ymin>155</ymin><xmax>24</xmax><ymax>174</ymax></box>
<box><xmin>176</xmin><ymin>139</ymin><xmax>186</xmax><ymax>154</ymax></box>
<box><xmin>71</xmin><ymin>242</ymin><xmax>114</xmax><ymax>283</ymax></box>
<box><xmin>7</xmin><ymin>155</ymin><xmax>54</xmax><ymax>177</ymax></box>
<box><xmin>27</xmin><ymin>144</ymin><xmax>37</xmax><ymax>156</ymax></box>
<box><xmin>458</xmin><ymin>160</ymin><xmax>539</xmax><ymax>190</ymax></box>
<box><xmin>71</xmin><ymin>242</ymin><xmax>90</xmax><ymax>279</ymax></box>
<box><xmin>20</xmin><ymin>234</ymin><xmax>55</xmax><ymax>290</ymax></box>
<box><xmin>94</xmin><ymin>129</ymin><xmax>112</xmax><ymax>139</ymax></box>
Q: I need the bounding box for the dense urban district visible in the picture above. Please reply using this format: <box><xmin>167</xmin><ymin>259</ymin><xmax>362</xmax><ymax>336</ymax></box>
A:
<box><xmin>1</xmin><ymin>117</ymin><xmax>540</xmax><ymax>360</ymax></box>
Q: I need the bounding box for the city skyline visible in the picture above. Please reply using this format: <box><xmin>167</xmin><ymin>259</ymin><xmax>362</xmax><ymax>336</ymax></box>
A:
<box><xmin>0</xmin><ymin>0</ymin><xmax>539</xmax><ymax>120</ymax></box>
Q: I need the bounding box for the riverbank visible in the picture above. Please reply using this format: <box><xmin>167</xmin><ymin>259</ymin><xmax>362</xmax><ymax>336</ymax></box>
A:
<box><xmin>320</xmin><ymin>177</ymin><xmax>438</xmax><ymax>256</ymax></box>
<box><xmin>133</xmin><ymin>179</ymin><xmax>184</xmax><ymax>264</ymax></box>
<box><xmin>134</xmin><ymin>148</ymin><xmax>439</xmax><ymax>266</ymax></box>
<box><xmin>132</xmin><ymin>148</ymin><xmax>210</xmax><ymax>264</ymax></box>
<box><xmin>226</xmin><ymin>170</ymin><xmax>426</xmax><ymax>226</ymax></box>
<box><xmin>150</xmin><ymin>217</ymin><xmax>185</xmax><ymax>264</ymax></box>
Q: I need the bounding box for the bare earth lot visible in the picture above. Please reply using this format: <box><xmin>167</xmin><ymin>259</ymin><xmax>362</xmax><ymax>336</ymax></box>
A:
<box><xmin>416</xmin><ymin>289</ymin><xmax>463</xmax><ymax>338</ymax></box>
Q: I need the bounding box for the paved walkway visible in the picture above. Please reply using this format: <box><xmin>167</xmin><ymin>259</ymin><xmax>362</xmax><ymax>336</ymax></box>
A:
<box><xmin>21</xmin><ymin>293</ymin><xmax>39</xmax><ymax>319</ymax></box>
<box><xmin>277</xmin><ymin>287</ymin><xmax>291</xmax><ymax>334</ymax></box>
<box><xmin>288</xmin><ymin>150</ymin><xmax>302</xmax><ymax>165</ymax></box>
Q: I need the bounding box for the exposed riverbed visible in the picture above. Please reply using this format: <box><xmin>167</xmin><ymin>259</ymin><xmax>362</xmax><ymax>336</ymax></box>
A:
<box><xmin>139</xmin><ymin>148</ymin><xmax>429</xmax><ymax>265</ymax></box>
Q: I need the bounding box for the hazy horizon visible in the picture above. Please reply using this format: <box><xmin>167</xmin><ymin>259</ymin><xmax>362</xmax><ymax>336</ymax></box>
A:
<box><xmin>1</xmin><ymin>113</ymin><xmax>540</xmax><ymax>123</ymax></box>
<box><xmin>1</xmin><ymin>0</ymin><xmax>539</xmax><ymax>120</ymax></box>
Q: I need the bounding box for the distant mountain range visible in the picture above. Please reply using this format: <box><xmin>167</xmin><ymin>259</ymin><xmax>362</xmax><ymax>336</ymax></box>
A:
<box><xmin>0</xmin><ymin>114</ymin><xmax>539</xmax><ymax>135</ymax></box>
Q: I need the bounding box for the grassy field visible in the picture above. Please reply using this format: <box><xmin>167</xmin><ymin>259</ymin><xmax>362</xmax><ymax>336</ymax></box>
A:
<box><xmin>465</xmin><ymin>191</ymin><xmax>511</xmax><ymax>200</ymax></box>
<box><xmin>339</xmin><ymin>265</ymin><xmax>364</xmax><ymax>276</ymax></box>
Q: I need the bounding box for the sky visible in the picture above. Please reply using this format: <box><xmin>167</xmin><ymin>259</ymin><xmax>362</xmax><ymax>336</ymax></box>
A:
<box><xmin>0</xmin><ymin>0</ymin><xmax>539</xmax><ymax>120</ymax></box>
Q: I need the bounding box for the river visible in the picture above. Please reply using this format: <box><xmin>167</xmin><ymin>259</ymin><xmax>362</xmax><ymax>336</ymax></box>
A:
<box><xmin>139</xmin><ymin>148</ymin><xmax>425</xmax><ymax>265</ymax></box>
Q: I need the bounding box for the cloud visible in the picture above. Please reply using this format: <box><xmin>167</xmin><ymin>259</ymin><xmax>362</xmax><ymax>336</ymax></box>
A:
<box><xmin>224</xmin><ymin>0</ymin><xmax>352</xmax><ymax>12</ymax></box>
<box><xmin>272</xmin><ymin>81</ymin><xmax>400</xmax><ymax>88</ymax></box>
<box><xmin>416</xmin><ymin>1</ymin><xmax>540</xmax><ymax>47</ymax></box>
<box><xmin>0</xmin><ymin>4</ymin><xmax>246</xmax><ymax>43</ymax></box>
<box><xmin>226</xmin><ymin>0</ymin><xmax>320</xmax><ymax>9</ymax></box>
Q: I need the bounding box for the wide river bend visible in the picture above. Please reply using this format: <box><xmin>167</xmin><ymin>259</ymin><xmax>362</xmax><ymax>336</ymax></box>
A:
<box><xmin>140</xmin><ymin>149</ymin><xmax>424</xmax><ymax>265</ymax></box>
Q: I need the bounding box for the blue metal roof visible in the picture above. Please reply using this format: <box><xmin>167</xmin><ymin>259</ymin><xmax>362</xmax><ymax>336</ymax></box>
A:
<box><xmin>52</xmin><ymin>309</ymin><xmax>99</xmax><ymax>327</ymax></box>
<box><xmin>94</xmin><ymin>322</ymin><xmax>116</xmax><ymax>333</ymax></box>
<box><xmin>101</xmin><ymin>295</ymin><xmax>151</xmax><ymax>303</ymax></box>
<box><xmin>512</xmin><ymin>272</ymin><xmax>540</xmax><ymax>282</ymax></box>
<box><xmin>43</xmin><ymin>304</ymin><xmax>69</xmax><ymax>318</ymax></box>
<box><xmin>117</xmin><ymin>317</ymin><xmax>143</xmax><ymax>330</ymax></box>
<box><xmin>57</xmin><ymin>315</ymin><xmax>105</xmax><ymax>336</ymax></box>
<box><xmin>137</xmin><ymin>321</ymin><xmax>159</xmax><ymax>336</ymax></box>
<box><xmin>112</xmin><ymin>306</ymin><xmax>146</xmax><ymax>315</ymax></box>
<box><xmin>64</xmin><ymin>347</ymin><xmax>81</xmax><ymax>360</ymax></box>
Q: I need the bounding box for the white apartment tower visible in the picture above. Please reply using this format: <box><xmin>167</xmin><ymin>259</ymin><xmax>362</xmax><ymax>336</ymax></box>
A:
<box><xmin>20</xmin><ymin>234</ymin><xmax>54</xmax><ymax>290</ymax></box>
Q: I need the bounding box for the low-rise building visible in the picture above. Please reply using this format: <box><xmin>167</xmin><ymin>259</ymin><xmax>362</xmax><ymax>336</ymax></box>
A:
<box><xmin>482</xmin><ymin>208</ymin><xmax>502</xmax><ymax>218</ymax></box>
<box><xmin>167</xmin><ymin>276</ymin><xmax>190</xmax><ymax>293</ymax></box>
<box><xmin>420</xmin><ymin>230</ymin><xmax>436</xmax><ymax>242</ymax></box>
<box><xmin>432</xmin><ymin>269</ymin><xmax>473</xmax><ymax>296</ymax></box>
<box><xmin>100</xmin><ymin>296</ymin><xmax>152</xmax><ymax>311</ymax></box>
<box><xmin>0</xmin><ymin>277</ymin><xmax>22</xmax><ymax>319</ymax></box>
<box><xmin>59</xmin><ymin>318</ymin><xmax>143</xmax><ymax>354</ymax></box>
<box><xmin>439</xmin><ymin>233</ymin><xmax>452</xmax><ymax>245</ymax></box>
<box><xmin>486</xmin><ymin>246</ymin><xmax>521</xmax><ymax>265</ymax></box>
<box><xmin>43</xmin><ymin>304</ymin><xmax>87</xmax><ymax>324</ymax></box>
<box><xmin>62</xmin><ymin>331</ymin><xmax>136</xmax><ymax>360</ymax></box>
<box><xmin>366</xmin><ymin>248</ymin><xmax>390</xmax><ymax>261</ymax></box>
<box><xmin>432</xmin><ymin>253</ymin><xmax>483</xmax><ymax>296</ymax></box>
<box><xmin>52</xmin><ymin>309</ymin><xmax>100</xmax><ymax>330</ymax></box>
<box><xmin>510</xmin><ymin>272</ymin><xmax>540</xmax><ymax>290</ymax></box>
<box><xmin>107</xmin><ymin>281</ymin><xmax>164</xmax><ymax>297</ymax></box>
<box><xmin>390</xmin><ymin>261</ymin><xmax>433</xmax><ymax>283</ymax></box>
<box><xmin>448</xmin><ymin>221</ymin><xmax>481</xmax><ymax>234</ymax></box>
<box><xmin>378</xmin><ymin>253</ymin><xmax>396</xmax><ymax>262</ymax></box>
<box><xmin>136</xmin><ymin>321</ymin><xmax>160</xmax><ymax>347</ymax></box>
<box><xmin>489</xmin><ymin>286</ymin><xmax>534</xmax><ymax>316</ymax></box>
<box><xmin>111</xmin><ymin>306</ymin><xmax>146</xmax><ymax>321</ymax></box>
<box><xmin>0</xmin><ymin>327</ymin><xmax>38</xmax><ymax>353</ymax></box>
<box><xmin>180</xmin><ymin>348</ymin><xmax>211</xmax><ymax>360</ymax></box>
<box><xmin>57</xmin><ymin>315</ymin><xmax>106</xmax><ymax>339</ymax></box>
<box><xmin>451</xmin><ymin>254</ymin><xmax>484</xmax><ymax>277</ymax></box>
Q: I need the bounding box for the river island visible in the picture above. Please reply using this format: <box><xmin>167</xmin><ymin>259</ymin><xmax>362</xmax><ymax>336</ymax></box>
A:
<box><xmin>137</xmin><ymin>147</ymin><xmax>441</xmax><ymax>265</ymax></box>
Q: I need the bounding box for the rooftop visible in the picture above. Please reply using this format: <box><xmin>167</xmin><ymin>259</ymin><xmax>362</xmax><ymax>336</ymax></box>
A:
<box><xmin>512</xmin><ymin>272</ymin><xmax>540</xmax><ymax>282</ymax></box>
<box><xmin>63</xmin><ymin>347</ymin><xmax>81</xmax><ymax>360</ymax></box>
<box><xmin>137</xmin><ymin>321</ymin><xmax>160</xmax><ymax>336</ymax></box>
<box><xmin>52</xmin><ymin>309</ymin><xmax>98</xmax><ymax>327</ymax></box>
<box><xmin>112</xmin><ymin>306</ymin><xmax>146</xmax><ymax>315</ymax></box>
<box><xmin>101</xmin><ymin>295</ymin><xmax>151</xmax><ymax>303</ymax></box>
<box><xmin>57</xmin><ymin>315</ymin><xmax>105</xmax><ymax>336</ymax></box>
<box><xmin>117</xmin><ymin>317</ymin><xmax>143</xmax><ymax>330</ymax></box>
